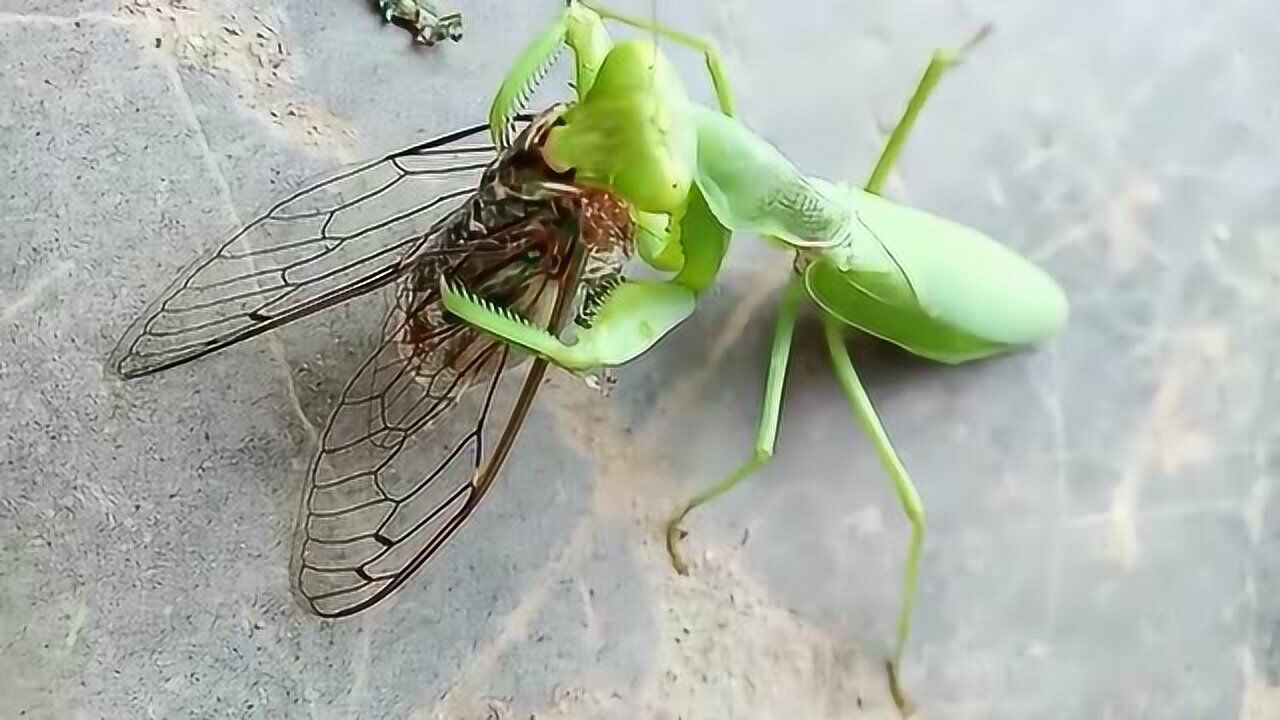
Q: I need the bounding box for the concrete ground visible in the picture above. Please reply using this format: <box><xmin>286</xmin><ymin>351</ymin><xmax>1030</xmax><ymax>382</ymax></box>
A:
<box><xmin>2</xmin><ymin>0</ymin><xmax>1277</xmax><ymax>718</ymax></box>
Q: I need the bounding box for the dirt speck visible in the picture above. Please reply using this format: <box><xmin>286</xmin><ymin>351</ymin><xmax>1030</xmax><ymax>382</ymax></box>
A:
<box><xmin>1107</xmin><ymin>323</ymin><xmax>1227</xmax><ymax>567</ymax></box>
<box><xmin>1105</xmin><ymin>177</ymin><xmax>1163</xmax><ymax>274</ymax></box>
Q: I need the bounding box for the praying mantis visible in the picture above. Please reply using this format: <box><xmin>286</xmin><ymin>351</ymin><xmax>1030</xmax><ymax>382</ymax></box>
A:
<box><xmin>110</xmin><ymin>0</ymin><xmax>1067</xmax><ymax>712</ymax></box>
<box><xmin>441</xmin><ymin>0</ymin><xmax>1068</xmax><ymax>708</ymax></box>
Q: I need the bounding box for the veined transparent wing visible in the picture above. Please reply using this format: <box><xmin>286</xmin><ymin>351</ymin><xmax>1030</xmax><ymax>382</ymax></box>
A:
<box><xmin>108</xmin><ymin>121</ymin><xmax>510</xmax><ymax>379</ymax></box>
<box><xmin>293</xmin><ymin>233</ymin><xmax>585</xmax><ymax>618</ymax></box>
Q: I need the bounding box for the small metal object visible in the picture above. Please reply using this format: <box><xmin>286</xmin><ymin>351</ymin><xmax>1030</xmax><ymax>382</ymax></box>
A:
<box><xmin>379</xmin><ymin>0</ymin><xmax>463</xmax><ymax>46</ymax></box>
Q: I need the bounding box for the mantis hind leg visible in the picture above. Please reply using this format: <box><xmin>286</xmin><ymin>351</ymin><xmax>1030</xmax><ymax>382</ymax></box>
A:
<box><xmin>822</xmin><ymin>314</ymin><xmax>924</xmax><ymax>714</ymax></box>
<box><xmin>665</xmin><ymin>276</ymin><xmax>803</xmax><ymax>574</ymax></box>
<box><xmin>579</xmin><ymin>0</ymin><xmax>736</xmax><ymax>116</ymax></box>
<box><xmin>863</xmin><ymin>26</ymin><xmax>991</xmax><ymax>195</ymax></box>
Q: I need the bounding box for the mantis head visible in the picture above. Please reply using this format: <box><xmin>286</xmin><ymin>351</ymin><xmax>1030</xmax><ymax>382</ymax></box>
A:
<box><xmin>541</xmin><ymin>38</ymin><xmax>697</xmax><ymax>218</ymax></box>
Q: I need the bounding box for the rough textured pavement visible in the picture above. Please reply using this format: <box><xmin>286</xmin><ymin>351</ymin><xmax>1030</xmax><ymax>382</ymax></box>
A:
<box><xmin>2</xmin><ymin>1</ymin><xmax>1278</xmax><ymax>718</ymax></box>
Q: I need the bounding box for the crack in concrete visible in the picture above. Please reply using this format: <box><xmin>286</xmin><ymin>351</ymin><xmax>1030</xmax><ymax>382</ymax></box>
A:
<box><xmin>1034</xmin><ymin>342</ymin><xmax>1069</xmax><ymax>636</ymax></box>
<box><xmin>156</xmin><ymin>48</ymin><xmax>318</xmax><ymax>442</ymax></box>
<box><xmin>0</xmin><ymin>260</ymin><xmax>75</xmax><ymax>323</ymax></box>
<box><xmin>422</xmin><ymin>515</ymin><xmax>598</xmax><ymax>718</ymax></box>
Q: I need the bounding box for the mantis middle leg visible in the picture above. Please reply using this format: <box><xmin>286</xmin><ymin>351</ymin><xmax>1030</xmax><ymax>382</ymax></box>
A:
<box><xmin>664</xmin><ymin>275</ymin><xmax>804</xmax><ymax>573</ymax></box>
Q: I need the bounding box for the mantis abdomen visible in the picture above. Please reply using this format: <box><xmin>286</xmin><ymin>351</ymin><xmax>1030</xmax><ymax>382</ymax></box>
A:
<box><xmin>687</xmin><ymin>103</ymin><xmax>1068</xmax><ymax>364</ymax></box>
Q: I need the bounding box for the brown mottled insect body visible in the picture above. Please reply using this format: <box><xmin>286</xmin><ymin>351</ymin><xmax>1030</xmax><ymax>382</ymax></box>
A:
<box><xmin>395</xmin><ymin>105</ymin><xmax>636</xmax><ymax>383</ymax></box>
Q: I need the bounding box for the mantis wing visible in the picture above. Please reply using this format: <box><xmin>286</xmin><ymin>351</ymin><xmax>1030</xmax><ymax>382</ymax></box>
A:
<box><xmin>807</xmin><ymin>190</ymin><xmax>1068</xmax><ymax>364</ymax></box>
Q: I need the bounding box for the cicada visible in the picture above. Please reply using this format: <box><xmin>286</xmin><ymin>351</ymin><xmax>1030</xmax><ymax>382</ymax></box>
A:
<box><xmin>109</xmin><ymin>106</ymin><xmax>634</xmax><ymax>617</ymax></box>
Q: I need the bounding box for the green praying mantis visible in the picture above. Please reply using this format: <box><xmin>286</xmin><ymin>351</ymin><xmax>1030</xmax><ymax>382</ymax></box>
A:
<box><xmin>440</xmin><ymin>0</ymin><xmax>1068</xmax><ymax>707</ymax></box>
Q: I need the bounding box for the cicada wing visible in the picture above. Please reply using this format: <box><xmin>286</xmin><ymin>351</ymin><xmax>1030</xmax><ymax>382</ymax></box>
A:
<box><xmin>108</xmin><ymin>121</ymin><xmax>512</xmax><ymax>380</ymax></box>
<box><xmin>293</xmin><ymin>242</ymin><xmax>582</xmax><ymax>618</ymax></box>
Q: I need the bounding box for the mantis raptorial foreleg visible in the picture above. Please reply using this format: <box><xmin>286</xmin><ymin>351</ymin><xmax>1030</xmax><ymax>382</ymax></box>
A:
<box><xmin>440</xmin><ymin>277</ymin><xmax>696</xmax><ymax>370</ymax></box>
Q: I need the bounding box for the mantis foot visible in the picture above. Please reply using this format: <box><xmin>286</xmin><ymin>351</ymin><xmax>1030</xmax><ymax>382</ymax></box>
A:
<box><xmin>664</xmin><ymin>508</ymin><xmax>693</xmax><ymax>576</ymax></box>
<box><xmin>581</xmin><ymin>367</ymin><xmax>617</xmax><ymax>396</ymax></box>
<box><xmin>378</xmin><ymin>0</ymin><xmax>462</xmax><ymax>45</ymax></box>
<box><xmin>886</xmin><ymin>660</ymin><xmax>917</xmax><ymax>717</ymax></box>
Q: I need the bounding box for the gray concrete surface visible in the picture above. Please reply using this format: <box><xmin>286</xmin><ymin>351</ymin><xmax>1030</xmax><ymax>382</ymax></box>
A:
<box><xmin>2</xmin><ymin>0</ymin><xmax>1277</xmax><ymax>718</ymax></box>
